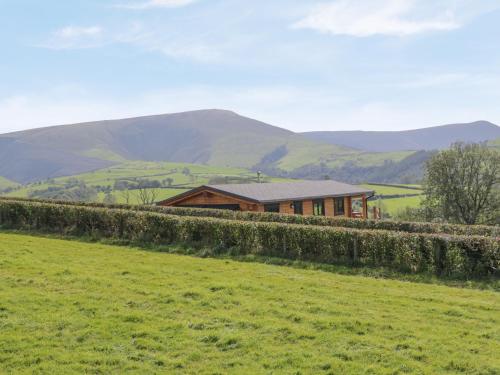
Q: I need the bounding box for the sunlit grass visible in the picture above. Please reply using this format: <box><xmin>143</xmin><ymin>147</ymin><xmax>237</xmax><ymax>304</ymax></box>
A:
<box><xmin>0</xmin><ymin>232</ymin><xmax>498</xmax><ymax>374</ymax></box>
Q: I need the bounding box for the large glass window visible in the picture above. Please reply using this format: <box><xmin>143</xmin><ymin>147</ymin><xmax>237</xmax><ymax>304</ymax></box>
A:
<box><xmin>293</xmin><ymin>201</ymin><xmax>303</xmax><ymax>215</ymax></box>
<box><xmin>334</xmin><ymin>197</ymin><xmax>345</xmax><ymax>216</ymax></box>
<box><xmin>313</xmin><ymin>199</ymin><xmax>325</xmax><ymax>216</ymax></box>
<box><xmin>264</xmin><ymin>203</ymin><xmax>280</xmax><ymax>213</ymax></box>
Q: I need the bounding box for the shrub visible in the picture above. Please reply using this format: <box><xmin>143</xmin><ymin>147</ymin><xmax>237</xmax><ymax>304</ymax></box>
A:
<box><xmin>0</xmin><ymin>197</ymin><xmax>497</xmax><ymax>237</ymax></box>
<box><xmin>0</xmin><ymin>199</ymin><xmax>497</xmax><ymax>278</ymax></box>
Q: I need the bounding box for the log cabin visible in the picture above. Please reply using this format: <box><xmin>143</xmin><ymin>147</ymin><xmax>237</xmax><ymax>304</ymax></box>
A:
<box><xmin>158</xmin><ymin>180</ymin><xmax>374</xmax><ymax>219</ymax></box>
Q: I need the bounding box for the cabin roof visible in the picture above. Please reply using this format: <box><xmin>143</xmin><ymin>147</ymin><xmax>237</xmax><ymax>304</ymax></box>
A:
<box><xmin>159</xmin><ymin>180</ymin><xmax>374</xmax><ymax>205</ymax></box>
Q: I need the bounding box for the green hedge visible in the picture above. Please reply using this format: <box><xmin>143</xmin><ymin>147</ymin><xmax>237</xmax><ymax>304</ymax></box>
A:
<box><xmin>0</xmin><ymin>199</ymin><xmax>498</xmax><ymax>278</ymax></box>
<box><xmin>0</xmin><ymin>196</ymin><xmax>497</xmax><ymax>237</ymax></box>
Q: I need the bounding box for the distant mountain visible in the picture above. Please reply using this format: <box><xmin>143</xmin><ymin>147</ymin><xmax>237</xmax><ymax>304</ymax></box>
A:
<box><xmin>0</xmin><ymin>110</ymin><xmax>313</xmax><ymax>183</ymax></box>
<box><xmin>302</xmin><ymin>121</ymin><xmax>500</xmax><ymax>152</ymax></box>
<box><xmin>1</xmin><ymin>110</ymin><xmax>497</xmax><ymax>184</ymax></box>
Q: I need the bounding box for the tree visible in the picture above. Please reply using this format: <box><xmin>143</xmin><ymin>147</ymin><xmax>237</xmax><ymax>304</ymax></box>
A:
<box><xmin>120</xmin><ymin>189</ymin><xmax>131</xmax><ymax>204</ymax></box>
<box><xmin>103</xmin><ymin>193</ymin><xmax>116</xmax><ymax>205</ymax></box>
<box><xmin>163</xmin><ymin>177</ymin><xmax>174</xmax><ymax>187</ymax></box>
<box><xmin>422</xmin><ymin>143</ymin><xmax>499</xmax><ymax>224</ymax></box>
<box><xmin>137</xmin><ymin>188</ymin><xmax>157</xmax><ymax>205</ymax></box>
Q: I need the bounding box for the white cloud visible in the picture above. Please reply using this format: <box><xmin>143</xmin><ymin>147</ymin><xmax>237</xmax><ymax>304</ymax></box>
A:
<box><xmin>40</xmin><ymin>25</ymin><xmax>104</xmax><ymax>49</ymax></box>
<box><xmin>116</xmin><ymin>0</ymin><xmax>197</xmax><ymax>10</ymax></box>
<box><xmin>54</xmin><ymin>26</ymin><xmax>102</xmax><ymax>38</ymax></box>
<box><xmin>294</xmin><ymin>0</ymin><xmax>460</xmax><ymax>37</ymax></box>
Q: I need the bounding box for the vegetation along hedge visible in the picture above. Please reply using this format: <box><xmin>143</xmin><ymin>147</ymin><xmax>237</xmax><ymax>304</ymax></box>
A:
<box><xmin>0</xmin><ymin>196</ymin><xmax>498</xmax><ymax>237</ymax></box>
<box><xmin>0</xmin><ymin>199</ymin><xmax>498</xmax><ymax>278</ymax></box>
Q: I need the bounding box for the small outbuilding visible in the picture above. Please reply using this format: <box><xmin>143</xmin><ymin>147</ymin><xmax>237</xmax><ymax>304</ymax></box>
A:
<box><xmin>158</xmin><ymin>180</ymin><xmax>374</xmax><ymax>219</ymax></box>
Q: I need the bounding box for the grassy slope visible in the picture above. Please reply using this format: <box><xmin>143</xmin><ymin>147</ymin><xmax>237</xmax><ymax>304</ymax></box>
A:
<box><xmin>2</xmin><ymin>161</ymin><xmax>292</xmax><ymax>202</ymax></box>
<box><xmin>363</xmin><ymin>184</ymin><xmax>424</xmax><ymax>216</ymax></box>
<box><xmin>276</xmin><ymin>137</ymin><xmax>415</xmax><ymax>171</ymax></box>
<box><xmin>0</xmin><ymin>176</ymin><xmax>19</xmax><ymax>190</ymax></box>
<box><xmin>488</xmin><ymin>137</ymin><xmax>500</xmax><ymax>151</ymax></box>
<box><xmin>361</xmin><ymin>184</ymin><xmax>423</xmax><ymax>196</ymax></box>
<box><xmin>380</xmin><ymin>195</ymin><xmax>423</xmax><ymax>212</ymax></box>
<box><xmin>0</xmin><ymin>233</ymin><xmax>498</xmax><ymax>374</ymax></box>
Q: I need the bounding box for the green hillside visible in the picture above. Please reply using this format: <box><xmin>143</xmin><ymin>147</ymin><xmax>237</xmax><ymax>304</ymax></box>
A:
<box><xmin>489</xmin><ymin>137</ymin><xmax>500</xmax><ymax>150</ymax></box>
<box><xmin>0</xmin><ymin>176</ymin><xmax>19</xmax><ymax>191</ymax></box>
<box><xmin>361</xmin><ymin>184</ymin><xmax>424</xmax><ymax>217</ymax></box>
<box><xmin>0</xmin><ymin>233</ymin><xmax>498</xmax><ymax>374</ymax></box>
<box><xmin>0</xmin><ymin>110</ymin><xmax>425</xmax><ymax>184</ymax></box>
<box><xmin>2</xmin><ymin>161</ymin><xmax>291</xmax><ymax>203</ymax></box>
<box><xmin>361</xmin><ymin>183</ymin><xmax>423</xmax><ymax>196</ymax></box>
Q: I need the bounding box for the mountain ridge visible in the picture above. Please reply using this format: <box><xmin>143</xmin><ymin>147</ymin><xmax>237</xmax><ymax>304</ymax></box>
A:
<box><xmin>1</xmin><ymin>110</ymin><xmax>498</xmax><ymax>184</ymax></box>
<box><xmin>301</xmin><ymin>121</ymin><xmax>500</xmax><ymax>152</ymax></box>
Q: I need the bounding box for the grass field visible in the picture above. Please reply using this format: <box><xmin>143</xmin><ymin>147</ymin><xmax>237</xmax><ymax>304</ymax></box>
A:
<box><xmin>0</xmin><ymin>233</ymin><xmax>498</xmax><ymax>374</ymax></box>
<box><xmin>0</xmin><ymin>176</ymin><xmax>19</xmax><ymax>191</ymax></box>
<box><xmin>369</xmin><ymin>196</ymin><xmax>424</xmax><ymax>217</ymax></box>
<box><xmin>96</xmin><ymin>188</ymin><xmax>189</xmax><ymax>204</ymax></box>
<box><xmin>364</xmin><ymin>184</ymin><xmax>424</xmax><ymax>217</ymax></box>
<box><xmin>361</xmin><ymin>184</ymin><xmax>423</xmax><ymax>196</ymax></box>
<box><xmin>2</xmin><ymin>161</ymin><xmax>292</xmax><ymax>202</ymax></box>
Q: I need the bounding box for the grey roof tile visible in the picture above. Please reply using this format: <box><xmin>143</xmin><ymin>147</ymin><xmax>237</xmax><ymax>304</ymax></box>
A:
<box><xmin>206</xmin><ymin>180</ymin><xmax>374</xmax><ymax>203</ymax></box>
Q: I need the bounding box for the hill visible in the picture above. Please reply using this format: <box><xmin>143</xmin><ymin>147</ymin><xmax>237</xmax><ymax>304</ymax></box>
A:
<box><xmin>4</xmin><ymin>160</ymin><xmax>290</xmax><ymax>204</ymax></box>
<box><xmin>1</xmin><ymin>232</ymin><xmax>498</xmax><ymax>374</ymax></box>
<box><xmin>0</xmin><ymin>176</ymin><xmax>19</xmax><ymax>191</ymax></box>
<box><xmin>1</xmin><ymin>110</ymin><xmax>497</xmax><ymax>184</ymax></box>
<box><xmin>302</xmin><ymin>121</ymin><xmax>500</xmax><ymax>152</ymax></box>
<box><xmin>0</xmin><ymin>109</ymin><xmax>329</xmax><ymax>183</ymax></box>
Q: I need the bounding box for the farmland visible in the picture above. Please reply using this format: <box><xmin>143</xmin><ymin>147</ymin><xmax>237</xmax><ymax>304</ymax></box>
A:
<box><xmin>0</xmin><ymin>232</ymin><xmax>498</xmax><ymax>374</ymax></box>
<box><xmin>2</xmin><ymin>161</ymin><xmax>291</xmax><ymax>205</ymax></box>
<box><xmin>0</xmin><ymin>176</ymin><xmax>19</xmax><ymax>191</ymax></box>
<box><xmin>362</xmin><ymin>183</ymin><xmax>424</xmax><ymax>217</ymax></box>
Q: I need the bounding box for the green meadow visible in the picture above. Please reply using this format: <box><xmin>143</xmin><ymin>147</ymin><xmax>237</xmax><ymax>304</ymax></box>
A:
<box><xmin>370</xmin><ymin>196</ymin><xmax>424</xmax><ymax>217</ymax></box>
<box><xmin>0</xmin><ymin>233</ymin><xmax>498</xmax><ymax>374</ymax></box>
<box><xmin>2</xmin><ymin>161</ymin><xmax>291</xmax><ymax>203</ymax></box>
<box><xmin>361</xmin><ymin>184</ymin><xmax>423</xmax><ymax>196</ymax></box>
<box><xmin>363</xmin><ymin>184</ymin><xmax>424</xmax><ymax>217</ymax></box>
<box><xmin>0</xmin><ymin>176</ymin><xmax>19</xmax><ymax>191</ymax></box>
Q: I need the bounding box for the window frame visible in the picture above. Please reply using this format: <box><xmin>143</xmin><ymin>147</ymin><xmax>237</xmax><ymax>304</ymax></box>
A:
<box><xmin>292</xmin><ymin>201</ymin><xmax>303</xmax><ymax>215</ymax></box>
<box><xmin>334</xmin><ymin>197</ymin><xmax>345</xmax><ymax>216</ymax></box>
<box><xmin>312</xmin><ymin>199</ymin><xmax>325</xmax><ymax>216</ymax></box>
<box><xmin>264</xmin><ymin>203</ymin><xmax>280</xmax><ymax>213</ymax></box>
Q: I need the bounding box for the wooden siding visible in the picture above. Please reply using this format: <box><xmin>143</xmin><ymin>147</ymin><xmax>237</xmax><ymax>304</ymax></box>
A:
<box><xmin>324</xmin><ymin>197</ymin><xmax>334</xmax><ymax>217</ymax></box>
<box><xmin>302</xmin><ymin>200</ymin><xmax>313</xmax><ymax>216</ymax></box>
<box><xmin>160</xmin><ymin>189</ymin><xmax>260</xmax><ymax>211</ymax></box>
<box><xmin>279</xmin><ymin>201</ymin><xmax>294</xmax><ymax>215</ymax></box>
<box><xmin>161</xmin><ymin>187</ymin><xmax>369</xmax><ymax>219</ymax></box>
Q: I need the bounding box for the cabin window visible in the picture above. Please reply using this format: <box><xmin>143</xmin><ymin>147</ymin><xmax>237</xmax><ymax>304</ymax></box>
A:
<box><xmin>334</xmin><ymin>197</ymin><xmax>345</xmax><ymax>216</ymax></box>
<box><xmin>292</xmin><ymin>201</ymin><xmax>303</xmax><ymax>215</ymax></box>
<box><xmin>264</xmin><ymin>203</ymin><xmax>280</xmax><ymax>213</ymax></box>
<box><xmin>312</xmin><ymin>199</ymin><xmax>325</xmax><ymax>216</ymax></box>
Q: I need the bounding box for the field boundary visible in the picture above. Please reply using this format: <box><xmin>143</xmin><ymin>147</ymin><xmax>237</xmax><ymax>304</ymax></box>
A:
<box><xmin>0</xmin><ymin>196</ymin><xmax>497</xmax><ymax>237</ymax></box>
<box><xmin>0</xmin><ymin>199</ymin><xmax>498</xmax><ymax>279</ymax></box>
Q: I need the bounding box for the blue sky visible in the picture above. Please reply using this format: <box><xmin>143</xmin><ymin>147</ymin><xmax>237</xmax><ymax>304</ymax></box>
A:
<box><xmin>1</xmin><ymin>0</ymin><xmax>500</xmax><ymax>133</ymax></box>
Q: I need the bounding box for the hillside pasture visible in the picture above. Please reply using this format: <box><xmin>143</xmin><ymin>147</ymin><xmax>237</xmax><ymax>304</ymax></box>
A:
<box><xmin>371</xmin><ymin>196</ymin><xmax>424</xmax><ymax>216</ymax></box>
<box><xmin>0</xmin><ymin>233</ymin><xmax>498</xmax><ymax>374</ymax></box>
<box><xmin>361</xmin><ymin>183</ymin><xmax>423</xmax><ymax>197</ymax></box>
<box><xmin>364</xmin><ymin>183</ymin><xmax>424</xmax><ymax>217</ymax></box>
<box><xmin>1</xmin><ymin>161</ymin><xmax>289</xmax><ymax>203</ymax></box>
<box><xmin>0</xmin><ymin>176</ymin><xmax>19</xmax><ymax>191</ymax></box>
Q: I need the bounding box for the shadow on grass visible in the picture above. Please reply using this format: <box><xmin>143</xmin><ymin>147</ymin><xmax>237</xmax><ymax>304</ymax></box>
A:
<box><xmin>1</xmin><ymin>229</ymin><xmax>498</xmax><ymax>291</ymax></box>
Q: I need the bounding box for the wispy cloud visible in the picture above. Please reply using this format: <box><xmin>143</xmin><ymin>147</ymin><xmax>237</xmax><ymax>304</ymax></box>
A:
<box><xmin>39</xmin><ymin>25</ymin><xmax>104</xmax><ymax>49</ymax></box>
<box><xmin>116</xmin><ymin>0</ymin><xmax>197</xmax><ymax>10</ymax></box>
<box><xmin>294</xmin><ymin>0</ymin><xmax>460</xmax><ymax>37</ymax></box>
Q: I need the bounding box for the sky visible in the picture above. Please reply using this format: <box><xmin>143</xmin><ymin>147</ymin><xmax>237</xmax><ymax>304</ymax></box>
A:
<box><xmin>1</xmin><ymin>0</ymin><xmax>500</xmax><ymax>134</ymax></box>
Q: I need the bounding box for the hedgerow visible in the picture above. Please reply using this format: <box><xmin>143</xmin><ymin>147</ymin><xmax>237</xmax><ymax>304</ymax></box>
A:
<box><xmin>0</xmin><ymin>196</ymin><xmax>497</xmax><ymax>237</ymax></box>
<box><xmin>0</xmin><ymin>199</ymin><xmax>498</xmax><ymax>278</ymax></box>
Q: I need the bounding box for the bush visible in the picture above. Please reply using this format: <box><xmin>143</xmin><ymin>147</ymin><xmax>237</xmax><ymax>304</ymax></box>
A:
<box><xmin>0</xmin><ymin>199</ymin><xmax>498</xmax><ymax>279</ymax></box>
<box><xmin>0</xmin><ymin>197</ymin><xmax>497</xmax><ymax>237</ymax></box>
